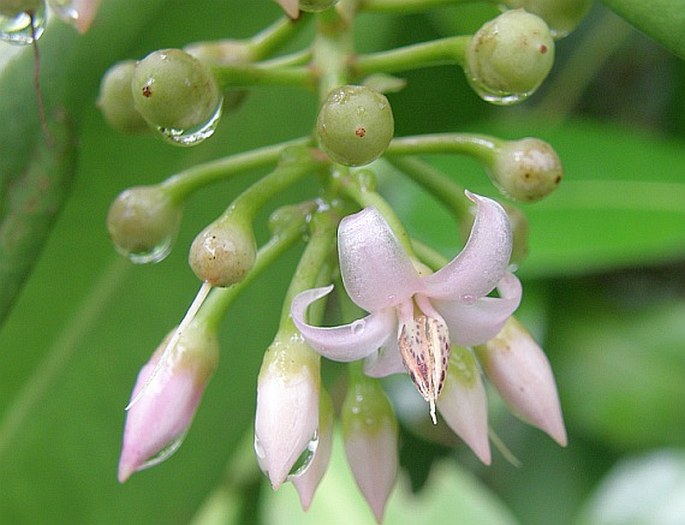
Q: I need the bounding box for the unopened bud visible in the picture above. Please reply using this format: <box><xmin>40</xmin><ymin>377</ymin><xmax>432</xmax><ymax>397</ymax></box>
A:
<box><xmin>341</xmin><ymin>375</ymin><xmax>398</xmax><ymax>523</ymax></box>
<box><xmin>118</xmin><ymin>321</ymin><xmax>219</xmax><ymax>482</ymax></box>
<box><xmin>476</xmin><ymin>317</ymin><xmax>567</xmax><ymax>446</ymax></box>
<box><xmin>97</xmin><ymin>60</ymin><xmax>149</xmax><ymax>134</ymax></box>
<box><xmin>465</xmin><ymin>10</ymin><xmax>554</xmax><ymax>105</ymax></box>
<box><xmin>254</xmin><ymin>334</ymin><xmax>321</xmax><ymax>490</ymax></box>
<box><xmin>188</xmin><ymin>216</ymin><xmax>257</xmax><ymax>287</ymax></box>
<box><xmin>489</xmin><ymin>138</ymin><xmax>563</xmax><ymax>202</ymax></box>
<box><xmin>107</xmin><ymin>185</ymin><xmax>182</xmax><ymax>264</ymax></box>
<box><xmin>436</xmin><ymin>347</ymin><xmax>491</xmax><ymax>464</ymax></box>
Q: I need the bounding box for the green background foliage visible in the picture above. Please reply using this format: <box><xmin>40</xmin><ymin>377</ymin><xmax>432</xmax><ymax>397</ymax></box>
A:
<box><xmin>0</xmin><ymin>1</ymin><xmax>684</xmax><ymax>523</ymax></box>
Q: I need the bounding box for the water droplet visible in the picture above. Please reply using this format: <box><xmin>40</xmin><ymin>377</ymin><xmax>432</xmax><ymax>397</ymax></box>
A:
<box><xmin>467</xmin><ymin>78</ymin><xmax>530</xmax><ymax>106</ymax></box>
<box><xmin>0</xmin><ymin>2</ymin><xmax>46</xmax><ymax>45</ymax></box>
<box><xmin>137</xmin><ymin>431</ymin><xmax>187</xmax><ymax>472</ymax></box>
<box><xmin>253</xmin><ymin>434</ymin><xmax>265</xmax><ymax>459</ymax></box>
<box><xmin>116</xmin><ymin>234</ymin><xmax>174</xmax><ymax>264</ymax></box>
<box><xmin>287</xmin><ymin>431</ymin><xmax>319</xmax><ymax>479</ymax></box>
<box><xmin>351</xmin><ymin>319</ymin><xmax>365</xmax><ymax>336</ymax></box>
<box><xmin>157</xmin><ymin>96</ymin><xmax>223</xmax><ymax>147</ymax></box>
<box><xmin>461</xmin><ymin>293</ymin><xmax>477</xmax><ymax>305</ymax></box>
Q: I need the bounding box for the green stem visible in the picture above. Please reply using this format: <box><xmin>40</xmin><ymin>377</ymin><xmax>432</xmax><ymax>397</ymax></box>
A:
<box><xmin>212</xmin><ymin>63</ymin><xmax>314</xmax><ymax>90</ymax></box>
<box><xmin>354</xmin><ymin>36</ymin><xmax>469</xmax><ymax>76</ymax></box>
<box><xmin>160</xmin><ymin>137</ymin><xmax>310</xmax><ymax>203</ymax></box>
<box><xmin>279</xmin><ymin>209</ymin><xmax>338</xmax><ymax>329</ymax></box>
<box><xmin>227</xmin><ymin>148</ymin><xmax>324</xmax><ymax>224</ymax></box>
<box><xmin>197</xmin><ymin>210</ymin><xmax>309</xmax><ymax>332</ymax></box>
<box><xmin>386</xmin><ymin>133</ymin><xmax>501</xmax><ymax>163</ymax></box>
<box><xmin>249</xmin><ymin>15</ymin><xmax>309</xmax><ymax>60</ymax></box>
<box><xmin>384</xmin><ymin>156</ymin><xmax>470</xmax><ymax>220</ymax></box>
<box><xmin>312</xmin><ymin>6</ymin><xmax>355</xmax><ymax>100</ymax></box>
<box><xmin>359</xmin><ymin>0</ymin><xmax>470</xmax><ymax>13</ymax></box>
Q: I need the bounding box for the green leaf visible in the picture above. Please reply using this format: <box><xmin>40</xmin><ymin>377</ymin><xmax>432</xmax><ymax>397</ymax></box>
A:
<box><xmin>600</xmin><ymin>0</ymin><xmax>685</xmax><ymax>59</ymax></box>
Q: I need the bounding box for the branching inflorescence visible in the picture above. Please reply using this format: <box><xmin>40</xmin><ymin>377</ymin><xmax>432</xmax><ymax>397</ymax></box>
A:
<box><xmin>2</xmin><ymin>0</ymin><xmax>592</xmax><ymax>520</ymax></box>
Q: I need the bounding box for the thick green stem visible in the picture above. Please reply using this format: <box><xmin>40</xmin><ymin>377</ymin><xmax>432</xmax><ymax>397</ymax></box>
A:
<box><xmin>160</xmin><ymin>137</ymin><xmax>310</xmax><ymax>203</ymax></box>
<box><xmin>279</xmin><ymin>209</ymin><xmax>338</xmax><ymax>329</ymax></box>
<box><xmin>312</xmin><ymin>7</ymin><xmax>355</xmax><ymax>100</ymax></box>
<box><xmin>354</xmin><ymin>36</ymin><xmax>469</xmax><ymax>76</ymax></box>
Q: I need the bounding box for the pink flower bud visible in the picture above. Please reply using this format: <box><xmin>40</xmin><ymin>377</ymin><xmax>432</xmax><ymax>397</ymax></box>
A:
<box><xmin>273</xmin><ymin>0</ymin><xmax>299</xmax><ymax>18</ymax></box>
<box><xmin>291</xmin><ymin>389</ymin><xmax>334</xmax><ymax>510</ymax></box>
<box><xmin>254</xmin><ymin>334</ymin><xmax>320</xmax><ymax>490</ymax></box>
<box><xmin>437</xmin><ymin>346</ymin><xmax>491</xmax><ymax>464</ymax></box>
<box><xmin>118</xmin><ymin>321</ymin><xmax>219</xmax><ymax>483</ymax></box>
<box><xmin>49</xmin><ymin>0</ymin><xmax>100</xmax><ymax>33</ymax></box>
<box><xmin>342</xmin><ymin>376</ymin><xmax>398</xmax><ymax>523</ymax></box>
<box><xmin>477</xmin><ymin>317</ymin><xmax>567</xmax><ymax>446</ymax></box>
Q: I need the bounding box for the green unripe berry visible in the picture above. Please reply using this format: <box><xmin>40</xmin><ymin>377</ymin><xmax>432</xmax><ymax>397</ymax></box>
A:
<box><xmin>97</xmin><ymin>61</ymin><xmax>148</xmax><ymax>133</ymax></box>
<box><xmin>465</xmin><ymin>10</ymin><xmax>554</xmax><ymax>105</ymax></box>
<box><xmin>489</xmin><ymin>138</ymin><xmax>563</xmax><ymax>202</ymax></box>
<box><xmin>189</xmin><ymin>218</ymin><xmax>257</xmax><ymax>287</ymax></box>
<box><xmin>501</xmin><ymin>0</ymin><xmax>592</xmax><ymax>38</ymax></box>
<box><xmin>299</xmin><ymin>0</ymin><xmax>338</xmax><ymax>13</ymax></box>
<box><xmin>0</xmin><ymin>0</ymin><xmax>41</xmax><ymax>17</ymax></box>
<box><xmin>107</xmin><ymin>186</ymin><xmax>182</xmax><ymax>264</ymax></box>
<box><xmin>316</xmin><ymin>85</ymin><xmax>394</xmax><ymax>167</ymax></box>
<box><xmin>131</xmin><ymin>48</ymin><xmax>221</xmax><ymax>133</ymax></box>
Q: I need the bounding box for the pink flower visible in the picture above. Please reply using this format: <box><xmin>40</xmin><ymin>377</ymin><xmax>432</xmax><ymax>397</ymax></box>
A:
<box><xmin>117</xmin><ymin>322</ymin><xmax>218</xmax><ymax>483</ymax></box>
<box><xmin>291</xmin><ymin>192</ymin><xmax>521</xmax><ymax>424</ymax></box>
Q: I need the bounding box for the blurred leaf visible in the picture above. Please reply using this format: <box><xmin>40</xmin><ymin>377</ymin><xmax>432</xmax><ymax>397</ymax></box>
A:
<box><xmin>576</xmin><ymin>450</ymin><xmax>685</xmax><ymax>525</ymax></box>
<box><xmin>381</xmin><ymin>120</ymin><xmax>685</xmax><ymax>278</ymax></box>
<box><xmin>600</xmin><ymin>0</ymin><xmax>685</xmax><ymax>59</ymax></box>
<box><xmin>549</xmin><ymin>282</ymin><xmax>685</xmax><ymax>450</ymax></box>
<box><xmin>0</xmin><ymin>112</ymin><xmax>76</xmax><ymax>322</ymax></box>
<box><xmin>264</xmin><ymin>429</ymin><xmax>519</xmax><ymax>525</ymax></box>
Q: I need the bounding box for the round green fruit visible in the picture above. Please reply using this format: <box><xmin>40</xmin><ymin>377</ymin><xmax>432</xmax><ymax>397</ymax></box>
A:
<box><xmin>316</xmin><ymin>85</ymin><xmax>394</xmax><ymax>167</ymax></box>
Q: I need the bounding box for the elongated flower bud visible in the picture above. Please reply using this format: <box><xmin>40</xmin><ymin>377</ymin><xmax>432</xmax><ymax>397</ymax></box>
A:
<box><xmin>118</xmin><ymin>321</ymin><xmax>219</xmax><ymax>482</ymax></box>
<box><xmin>476</xmin><ymin>317</ymin><xmax>567</xmax><ymax>446</ymax></box>
<box><xmin>342</xmin><ymin>375</ymin><xmax>398</xmax><ymax>523</ymax></box>
<box><xmin>291</xmin><ymin>388</ymin><xmax>334</xmax><ymax>510</ymax></box>
<box><xmin>436</xmin><ymin>346</ymin><xmax>491</xmax><ymax>464</ymax></box>
<box><xmin>254</xmin><ymin>334</ymin><xmax>321</xmax><ymax>489</ymax></box>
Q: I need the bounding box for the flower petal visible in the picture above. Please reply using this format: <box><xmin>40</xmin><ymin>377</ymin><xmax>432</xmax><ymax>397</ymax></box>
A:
<box><xmin>363</xmin><ymin>336</ymin><xmax>405</xmax><ymax>377</ymax></box>
<box><xmin>423</xmin><ymin>192</ymin><xmax>512</xmax><ymax>301</ymax></box>
<box><xmin>338</xmin><ymin>207</ymin><xmax>422</xmax><ymax>313</ymax></box>
<box><xmin>291</xmin><ymin>285</ymin><xmax>396</xmax><ymax>362</ymax></box>
<box><xmin>433</xmin><ymin>272</ymin><xmax>522</xmax><ymax>346</ymax></box>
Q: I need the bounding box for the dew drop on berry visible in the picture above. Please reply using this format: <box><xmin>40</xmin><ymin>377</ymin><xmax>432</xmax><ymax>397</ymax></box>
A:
<box><xmin>156</xmin><ymin>96</ymin><xmax>223</xmax><ymax>147</ymax></box>
<box><xmin>0</xmin><ymin>1</ymin><xmax>46</xmax><ymax>45</ymax></box>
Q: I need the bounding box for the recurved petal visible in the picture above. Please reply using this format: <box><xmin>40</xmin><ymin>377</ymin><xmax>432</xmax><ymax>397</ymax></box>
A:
<box><xmin>433</xmin><ymin>272</ymin><xmax>522</xmax><ymax>347</ymax></box>
<box><xmin>338</xmin><ymin>207</ymin><xmax>422</xmax><ymax>313</ymax></box>
<box><xmin>291</xmin><ymin>285</ymin><xmax>396</xmax><ymax>362</ymax></box>
<box><xmin>437</xmin><ymin>347</ymin><xmax>491</xmax><ymax>465</ymax></box>
<box><xmin>423</xmin><ymin>192</ymin><xmax>512</xmax><ymax>301</ymax></box>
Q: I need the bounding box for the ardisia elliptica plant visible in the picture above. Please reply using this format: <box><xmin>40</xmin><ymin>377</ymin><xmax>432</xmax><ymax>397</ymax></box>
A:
<box><xmin>6</xmin><ymin>0</ymin><xmax>586</xmax><ymax>520</ymax></box>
